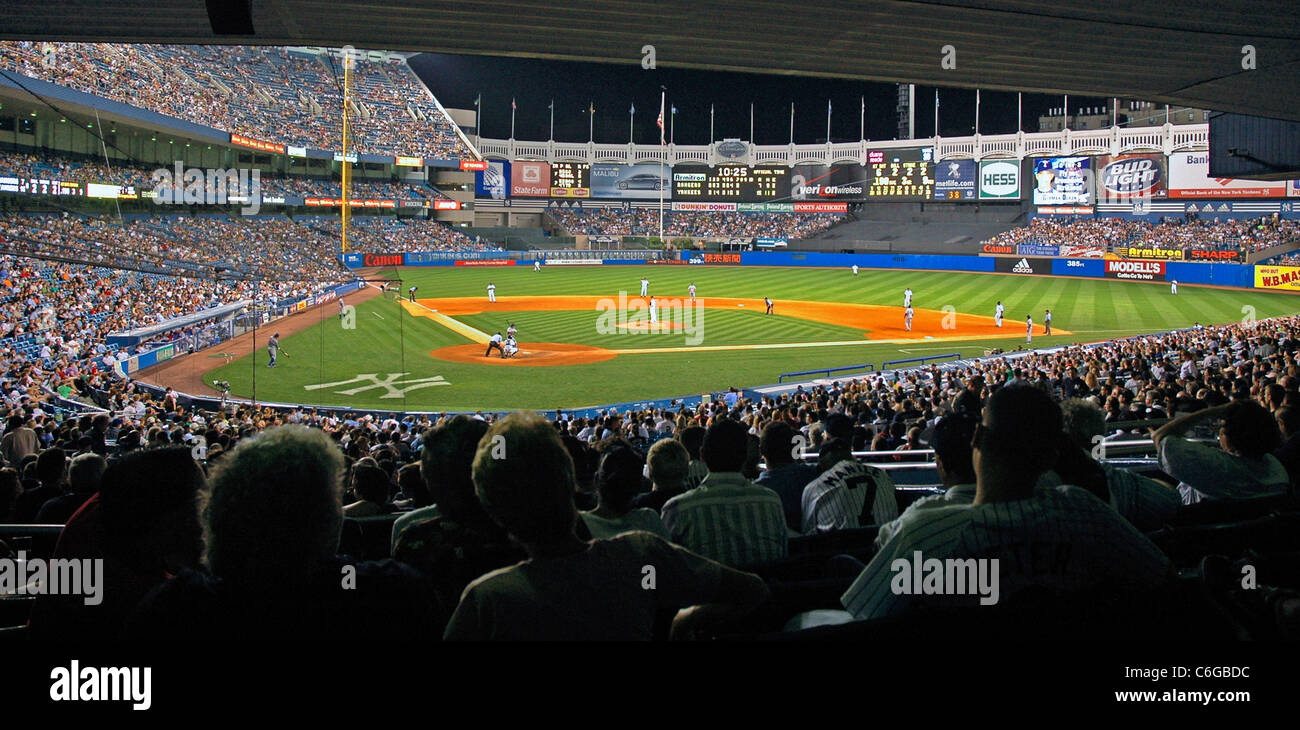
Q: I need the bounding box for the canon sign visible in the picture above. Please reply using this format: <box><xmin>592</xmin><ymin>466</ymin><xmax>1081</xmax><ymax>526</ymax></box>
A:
<box><xmin>1106</xmin><ymin>260</ymin><xmax>1166</xmax><ymax>281</ymax></box>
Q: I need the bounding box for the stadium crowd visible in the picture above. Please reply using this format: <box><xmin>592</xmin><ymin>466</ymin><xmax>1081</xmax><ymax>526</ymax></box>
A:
<box><xmin>0</xmin><ymin>42</ymin><xmax>467</xmax><ymax>158</ymax></box>
<box><xmin>983</xmin><ymin>215</ymin><xmax>1300</xmax><ymax>257</ymax></box>
<box><xmin>2</xmin><ymin>308</ymin><xmax>1297</xmax><ymax>639</ymax></box>
<box><xmin>0</xmin><ymin>150</ymin><xmax>451</xmax><ymax>202</ymax></box>
<box><xmin>549</xmin><ymin>208</ymin><xmax>844</xmax><ymax>240</ymax></box>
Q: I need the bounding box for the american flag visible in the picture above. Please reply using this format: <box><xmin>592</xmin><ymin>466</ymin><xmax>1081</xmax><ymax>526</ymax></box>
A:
<box><xmin>656</xmin><ymin>99</ymin><xmax>666</xmax><ymax>143</ymax></box>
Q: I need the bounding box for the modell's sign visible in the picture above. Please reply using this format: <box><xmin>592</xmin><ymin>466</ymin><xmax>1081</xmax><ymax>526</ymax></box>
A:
<box><xmin>1106</xmin><ymin>260</ymin><xmax>1166</xmax><ymax>281</ymax></box>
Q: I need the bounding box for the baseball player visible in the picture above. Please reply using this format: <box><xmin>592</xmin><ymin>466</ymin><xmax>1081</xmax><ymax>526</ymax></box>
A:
<box><xmin>649</xmin><ymin>296</ymin><xmax>659</xmax><ymax>324</ymax></box>
<box><xmin>408</xmin><ymin>285</ymin><xmax>418</xmax><ymax>302</ymax></box>
<box><xmin>995</xmin><ymin>301</ymin><xmax>1004</xmax><ymax>328</ymax></box>
<box><xmin>503</xmin><ymin>334</ymin><xmax>519</xmax><ymax>358</ymax></box>
<box><xmin>640</xmin><ymin>276</ymin><xmax>649</xmax><ymax>297</ymax></box>
<box><xmin>534</xmin><ymin>260</ymin><xmax>541</xmax><ymax>272</ymax></box>
<box><xmin>852</xmin><ymin>264</ymin><xmax>859</xmax><ymax>276</ymax></box>
<box><xmin>487</xmin><ymin>282</ymin><xmax>496</xmax><ymax>303</ymax></box>
<box><xmin>267</xmin><ymin>332</ymin><xmax>281</xmax><ymax>367</ymax></box>
<box><xmin>1026</xmin><ymin>315</ymin><xmax>1033</xmax><ymax>344</ymax></box>
<box><xmin>903</xmin><ymin>287</ymin><xmax>913</xmax><ymax>308</ymax></box>
<box><xmin>904</xmin><ymin>305</ymin><xmax>914</xmax><ymax>331</ymax></box>
<box><xmin>485</xmin><ymin>331</ymin><xmax>505</xmax><ymax>358</ymax></box>
<box><xmin>338</xmin><ymin>299</ymin><xmax>346</xmax><ymax>319</ymax></box>
<box><xmin>688</xmin><ymin>282</ymin><xmax>697</xmax><ymax>301</ymax></box>
<box><xmin>506</xmin><ymin>322</ymin><xmax>517</xmax><ymax>339</ymax></box>
<box><xmin>1171</xmin><ymin>280</ymin><xmax>1178</xmax><ymax>295</ymax></box>
<box><xmin>764</xmin><ymin>296</ymin><xmax>774</xmax><ymax>315</ymax></box>
<box><xmin>1044</xmin><ymin>309</ymin><xmax>1052</xmax><ymax>336</ymax></box>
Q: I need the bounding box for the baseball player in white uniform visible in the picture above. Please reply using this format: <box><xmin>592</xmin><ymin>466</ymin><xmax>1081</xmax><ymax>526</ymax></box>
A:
<box><xmin>640</xmin><ymin>276</ymin><xmax>649</xmax><ymax>297</ymax></box>
<box><xmin>487</xmin><ymin>282</ymin><xmax>496</xmax><ymax>302</ymax></box>
<box><xmin>1044</xmin><ymin>309</ymin><xmax>1052</xmax><ymax>336</ymax></box>
<box><xmin>649</xmin><ymin>296</ymin><xmax>659</xmax><ymax>324</ymax></box>
<box><xmin>903</xmin><ymin>287</ymin><xmax>913</xmax><ymax>307</ymax></box>
<box><xmin>995</xmin><ymin>301</ymin><xmax>1004</xmax><ymax>327</ymax></box>
<box><xmin>1171</xmin><ymin>280</ymin><xmax>1178</xmax><ymax>295</ymax></box>
<box><xmin>1026</xmin><ymin>315</ymin><xmax>1033</xmax><ymax>344</ymax></box>
<box><xmin>534</xmin><ymin>260</ymin><xmax>541</xmax><ymax>272</ymax></box>
<box><xmin>688</xmin><ymin>282</ymin><xmax>697</xmax><ymax>301</ymax></box>
<box><xmin>852</xmin><ymin>264</ymin><xmax>859</xmax><ymax>276</ymax></box>
<box><xmin>904</xmin><ymin>306</ymin><xmax>914</xmax><ymax>331</ymax></box>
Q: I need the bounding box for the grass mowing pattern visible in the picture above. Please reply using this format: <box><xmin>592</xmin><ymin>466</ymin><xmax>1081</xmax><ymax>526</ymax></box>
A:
<box><xmin>206</xmin><ymin>265</ymin><xmax>1298</xmax><ymax>411</ymax></box>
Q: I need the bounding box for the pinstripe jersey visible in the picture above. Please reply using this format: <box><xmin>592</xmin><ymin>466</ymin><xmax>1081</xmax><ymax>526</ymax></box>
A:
<box><xmin>662</xmin><ymin>472</ymin><xmax>789</xmax><ymax>568</ymax></box>
<box><xmin>1159</xmin><ymin>437</ymin><xmax>1290</xmax><ymax>505</ymax></box>
<box><xmin>801</xmin><ymin>460</ymin><xmax>899</xmax><ymax>534</ymax></box>
<box><xmin>874</xmin><ymin>483</ymin><xmax>976</xmax><ymax>548</ymax></box>
<box><xmin>841</xmin><ymin>485</ymin><xmax>1172</xmax><ymax>620</ymax></box>
<box><xmin>684</xmin><ymin>459</ymin><xmax>710</xmax><ymax>490</ymax></box>
<box><xmin>1100</xmin><ymin>464</ymin><xmax>1182</xmax><ymax>531</ymax></box>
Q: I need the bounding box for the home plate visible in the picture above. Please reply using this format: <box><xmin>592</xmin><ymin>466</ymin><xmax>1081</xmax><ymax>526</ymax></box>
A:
<box><xmin>924</xmin><ymin>335</ymin><xmax>935</xmax><ymax>339</ymax></box>
<box><xmin>738</xmin><ymin>304</ymin><xmax>744</xmax><ymax>307</ymax></box>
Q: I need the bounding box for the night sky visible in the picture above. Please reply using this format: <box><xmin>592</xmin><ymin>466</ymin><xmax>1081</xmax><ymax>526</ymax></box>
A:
<box><xmin>408</xmin><ymin>53</ymin><xmax>1116</xmax><ymax>146</ymax></box>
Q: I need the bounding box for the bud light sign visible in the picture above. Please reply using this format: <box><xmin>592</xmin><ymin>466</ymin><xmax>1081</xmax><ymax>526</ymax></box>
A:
<box><xmin>1097</xmin><ymin>153</ymin><xmax>1166</xmax><ymax>201</ymax></box>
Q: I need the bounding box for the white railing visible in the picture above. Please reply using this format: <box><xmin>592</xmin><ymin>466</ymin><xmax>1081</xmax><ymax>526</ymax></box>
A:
<box><xmin>477</xmin><ymin>124</ymin><xmax>1209</xmax><ymax>166</ymax></box>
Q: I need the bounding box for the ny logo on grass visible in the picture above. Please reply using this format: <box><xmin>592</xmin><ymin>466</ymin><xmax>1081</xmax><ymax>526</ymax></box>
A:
<box><xmin>303</xmin><ymin>373</ymin><xmax>450</xmax><ymax>398</ymax></box>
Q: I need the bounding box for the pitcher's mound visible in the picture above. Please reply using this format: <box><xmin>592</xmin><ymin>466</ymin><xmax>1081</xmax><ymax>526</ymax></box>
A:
<box><xmin>430</xmin><ymin>342</ymin><xmax>618</xmax><ymax>366</ymax></box>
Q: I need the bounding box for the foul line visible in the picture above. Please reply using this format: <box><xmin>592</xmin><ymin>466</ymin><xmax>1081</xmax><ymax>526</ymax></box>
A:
<box><xmin>401</xmin><ymin>300</ymin><xmax>491</xmax><ymax>344</ymax></box>
<box><xmin>615</xmin><ymin>330</ymin><xmax>1062</xmax><ymax>355</ymax></box>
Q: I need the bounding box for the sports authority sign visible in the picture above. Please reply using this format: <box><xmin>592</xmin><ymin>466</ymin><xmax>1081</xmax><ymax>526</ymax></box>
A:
<box><xmin>1106</xmin><ymin>260</ymin><xmax>1166</xmax><ymax>281</ymax></box>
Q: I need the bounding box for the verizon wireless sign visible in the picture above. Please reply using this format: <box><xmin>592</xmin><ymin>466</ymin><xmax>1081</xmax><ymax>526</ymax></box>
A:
<box><xmin>1106</xmin><ymin>260</ymin><xmax>1166</xmax><ymax>281</ymax></box>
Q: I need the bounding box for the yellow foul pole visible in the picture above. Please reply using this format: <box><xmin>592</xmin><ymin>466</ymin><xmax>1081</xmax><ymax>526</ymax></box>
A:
<box><xmin>341</xmin><ymin>51</ymin><xmax>352</xmax><ymax>254</ymax></box>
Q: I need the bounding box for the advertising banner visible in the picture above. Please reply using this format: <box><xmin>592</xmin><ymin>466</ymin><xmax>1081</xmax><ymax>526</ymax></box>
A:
<box><xmin>1188</xmin><ymin>249</ymin><xmax>1241</xmax><ymax>262</ymax></box>
<box><xmin>790</xmin><ymin>164</ymin><xmax>868</xmax><ymax>201</ymax></box>
<box><xmin>736</xmin><ymin>202</ymin><xmax>795</xmax><ymax>212</ymax></box>
<box><xmin>792</xmin><ymin>201</ymin><xmax>848</xmax><ymax>212</ymax></box>
<box><xmin>1168</xmin><ymin>152</ymin><xmax>1289</xmax><ymax>198</ymax></box>
<box><xmin>511</xmin><ymin>160</ymin><xmax>551</xmax><ymax>197</ymax></box>
<box><xmin>1255</xmin><ymin>265</ymin><xmax>1300</xmax><ymax>290</ymax></box>
<box><xmin>590</xmin><ymin>163</ymin><xmax>668</xmax><ymax>199</ymax></box>
<box><xmin>688</xmin><ymin>253</ymin><xmax>743</xmax><ymax>264</ymax></box>
<box><xmin>1053</xmin><ymin>259</ymin><xmax>1104</xmax><ymax>277</ymax></box>
<box><xmin>1095</xmin><ymin>153</ymin><xmax>1167</xmax><ymax>201</ymax></box>
<box><xmin>981</xmin><ymin>243</ymin><xmax>1015</xmax><ymax>255</ymax></box>
<box><xmin>230</xmin><ymin>133</ymin><xmax>285</xmax><ymax>154</ymax></box>
<box><xmin>672</xmin><ymin>201</ymin><xmax>737</xmax><ymax>212</ymax></box>
<box><xmin>978</xmin><ymin>159</ymin><xmax>1021</xmax><ymax>199</ymax></box>
<box><xmin>1016</xmin><ymin>243</ymin><xmax>1060</xmax><ymax>257</ymax></box>
<box><xmin>361</xmin><ymin>253</ymin><xmax>404</xmax><ymax>267</ymax></box>
<box><xmin>1106</xmin><ymin>260</ymin><xmax>1166</xmax><ymax>281</ymax></box>
<box><xmin>1058</xmin><ymin>243</ymin><xmax>1106</xmax><ymax>258</ymax></box>
<box><xmin>453</xmin><ymin>259</ymin><xmax>516</xmax><ymax>267</ymax></box>
<box><xmin>1032</xmin><ymin>157</ymin><xmax>1092</xmax><ymax>205</ymax></box>
<box><xmin>994</xmin><ymin>257</ymin><xmax>1052</xmax><ymax>275</ymax></box>
<box><xmin>1117</xmin><ymin>245</ymin><xmax>1184</xmax><ymax>261</ymax></box>
<box><xmin>933</xmin><ymin>159</ymin><xmax>977</xmax><ymax>200</ymax></box>
<box><xmin>475</xmin><ymin>160</ymin><xmax>509</xmax><ymax>199</ymax></box>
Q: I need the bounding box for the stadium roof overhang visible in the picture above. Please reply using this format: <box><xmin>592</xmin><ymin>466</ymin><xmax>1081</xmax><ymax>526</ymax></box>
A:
<box><xmin>3</xmin><ymin>0</ymin><xmax>1298</xmax><ymax>122</ymax></box>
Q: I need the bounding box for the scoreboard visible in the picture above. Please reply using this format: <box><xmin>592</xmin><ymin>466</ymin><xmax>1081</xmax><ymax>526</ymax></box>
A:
<box><xmin>549</xmin><ymin>162</ymin><xmax>590</xmax><ymax>197</ymax></box>
<box><xmin>672</xmin><ymin>165</ymin><xmax>790</xmax><ymax>202</ymax></box>
<box><xmin>865</xmin><ymin>148</ymin><xmax>935</xmax><ymax>200</ymax></box>
<box><xmin>0</xmin><ymin>176</ymin><xmax>85</xmax><ymax>197</ymax></box>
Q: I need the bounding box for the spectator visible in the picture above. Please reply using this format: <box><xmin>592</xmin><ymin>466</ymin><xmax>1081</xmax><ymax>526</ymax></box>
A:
<box><xmin>2</xmin><ymin>413</ymin><xmax>37</xmax><ymax>466</ymax></box>
<box><xmin>1151</xmin><ymin>400</ymin><xmax>1289</xmax><ymax>504</ymax></box>
<box><xmin>342</xmin><ymin>464</ymin><xmax>393</xmax><ymax>517</ymax></box>
<box><xmin>11</xmin><ymin>446</ymin><xmax>66</xmax><ymax>522</ymax></box>
<box><xmin>754</xmin><ymin>420</ymin><xmax>819</xmax><ymax>532</ymax></box>
<box><xmin>444</xmin><ymin>412</ymin><xmax>769</xmax><ymax>640</ymax></box>
<box><xmin>874</xmin><ymin>412</ymin><xmax>979</xmax><ymax>547</ymax></box>
<box><xmin>128</xmin><ymin>426</ymin><xmax>441</xmax><ymax>640</ymax></box>
<box><xmin>662</xmin><ymin>418</ymin><xmax>787</xmax><ymax>568</ymax></box>
<box><xmin>34</xmin><ymin>451</ymin><xmax>105</xmax><ymax>524</ymax></box>
<box><xmin>630</xmin><ymin>437</ymin><xmax>691</xmax><ymax>513</ymax></box>
<box><xmin>801</xmin><ymin>437</ymin><xmax>898</xmax><ymax>534</ymax></box>
<box><xmin>841</xmin><ymin>384</ymin><xmax>1172</xmax><ymax>620</ymax></box>
<box><xmin>580</xmin><ymin>443</ymin><xmax>668</xmax><ymax>539</ymax></box>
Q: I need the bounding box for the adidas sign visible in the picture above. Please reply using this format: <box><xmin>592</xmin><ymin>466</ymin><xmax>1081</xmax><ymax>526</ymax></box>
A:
<box><xmin>1012</xmin><ymin>258</ymin><xmax>1034</xmax><ymax>274</ymax></box>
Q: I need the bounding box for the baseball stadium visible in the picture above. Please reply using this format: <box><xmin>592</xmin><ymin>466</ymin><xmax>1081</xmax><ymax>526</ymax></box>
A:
<box><xmin>3</xmin><ymin>2</ymin><xmax>1300</xmax><ymax>678</ymax></box>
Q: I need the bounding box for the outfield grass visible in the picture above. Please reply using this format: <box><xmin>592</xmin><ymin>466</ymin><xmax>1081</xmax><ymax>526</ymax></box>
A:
<box><xmin>205</xmin><ymin>265</ymin><xmax>1299</xmax><ymax>411</ymax></box>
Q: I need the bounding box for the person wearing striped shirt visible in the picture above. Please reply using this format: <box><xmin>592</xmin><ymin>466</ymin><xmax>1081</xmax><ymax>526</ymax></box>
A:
<box><xmin>678</xmin><ymin>425</ymin><xmax>710</xmax><ymax>490</ymax></box>
<box><xmin>874</xmin><ymin>412</ymin><xmax>978</xmax><ymax>549</ymax></box>
<box><xmin>1058</xmin><ymin>398</ymin><xmax>1181</xmax><ymax>531</ymax></box>
<box><xmin>1151</xmin><ymin>400</ymin><xmax>1289</xmax><ymax>505</ymax></box>
<box><xmin>801</xmin><ymin>438</ymin><xmax>897</xmax><ymax>534</ymax></box>
<box><xmin>841</xmin><ymin>385</ymin><xmax>1172</xmax><ymax>621</ymax></box>
<box><xmin>662</xmin><ymin>418</ymin><xmax>788</xmax><ymax>568</ymax></box>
